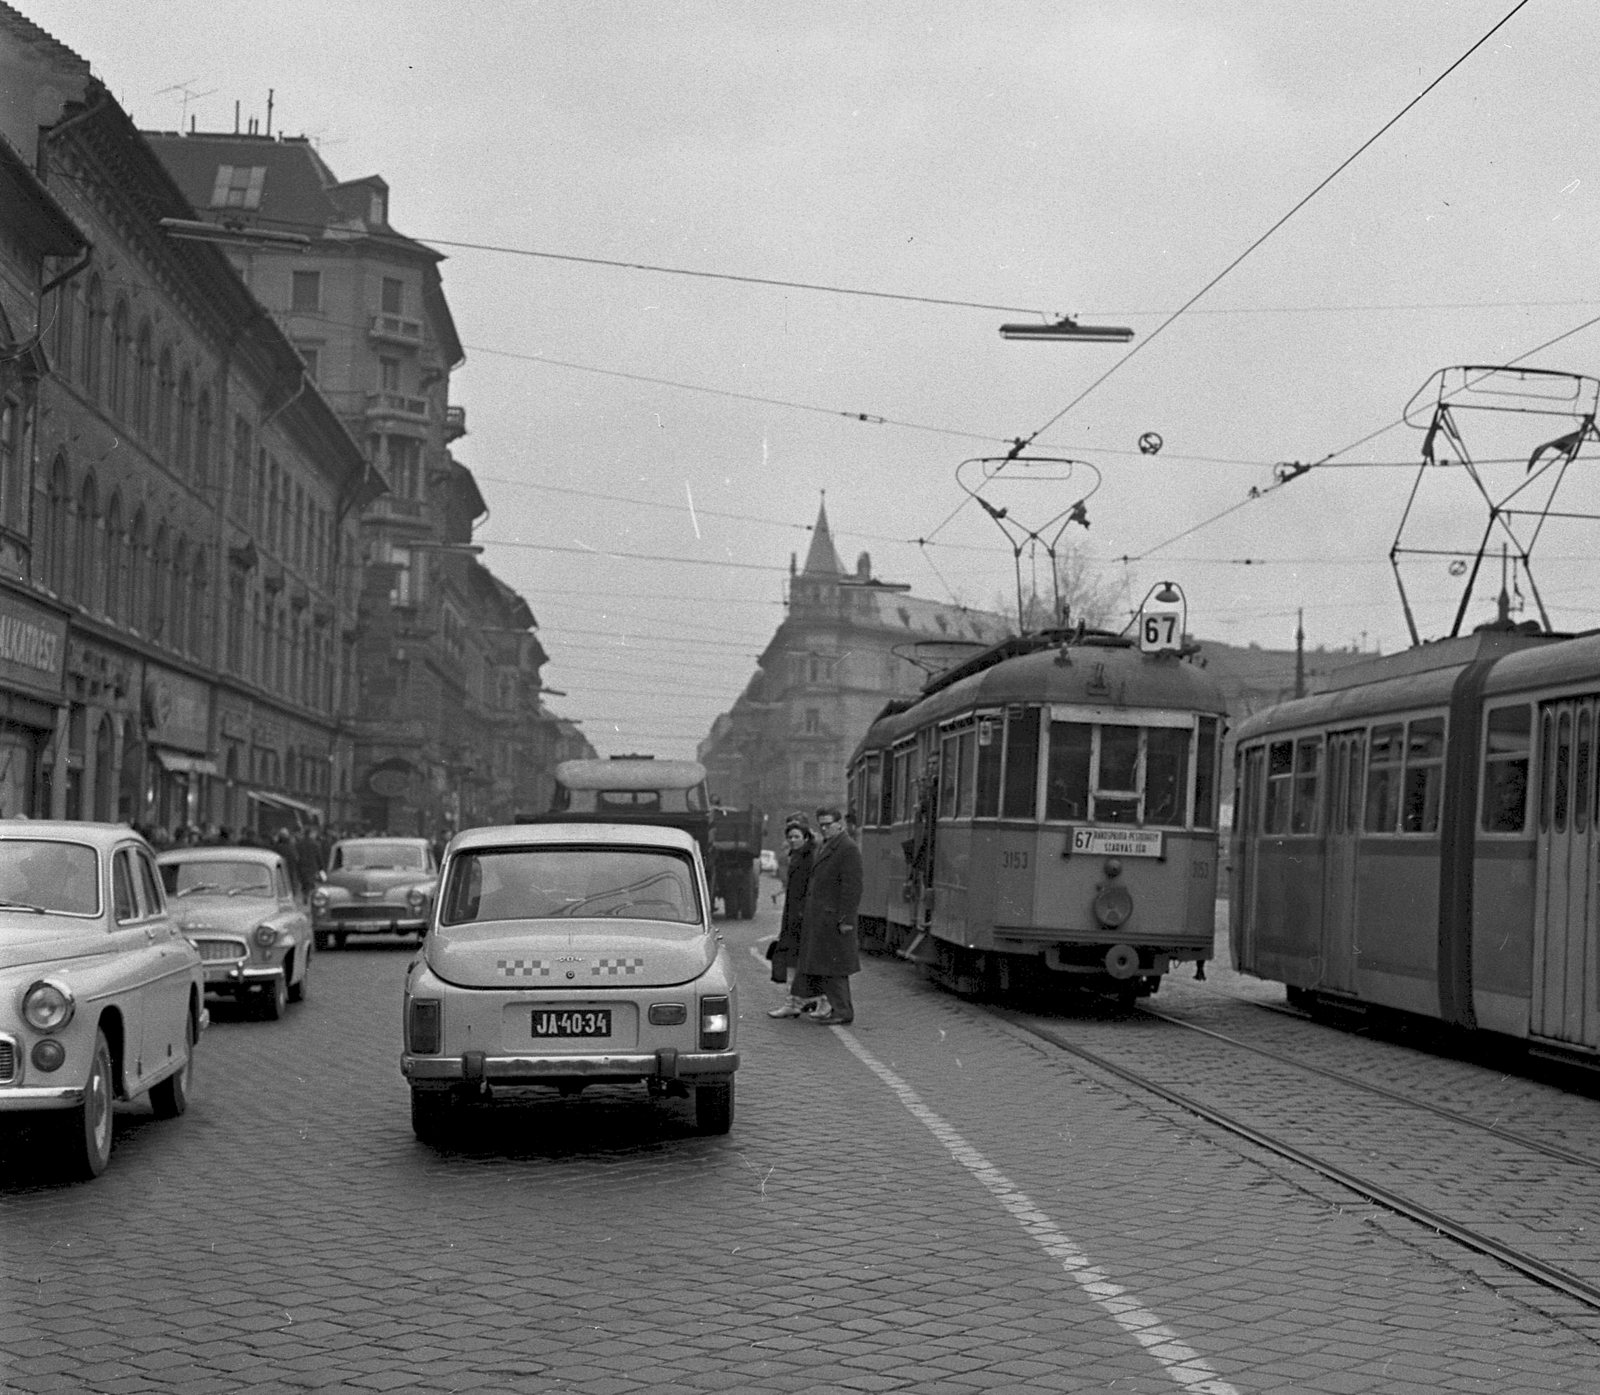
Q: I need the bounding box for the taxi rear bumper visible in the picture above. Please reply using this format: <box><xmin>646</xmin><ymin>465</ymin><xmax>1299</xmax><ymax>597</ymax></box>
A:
<box><xmin>403</xmin><ymin>1048</ymin><xmax>738</xmax><ymax>1086</ymax></box>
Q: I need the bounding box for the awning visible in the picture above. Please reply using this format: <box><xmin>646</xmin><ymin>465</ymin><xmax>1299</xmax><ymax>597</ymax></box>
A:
<box><xmin>246</xmin><ymin>790</ymin><xmax>324</xmax><ymax>820</ymax></box>
<box><xmin>154</xmin><ymin>749</ymin><xmax>219</xmax><ymax>777</ymax></box>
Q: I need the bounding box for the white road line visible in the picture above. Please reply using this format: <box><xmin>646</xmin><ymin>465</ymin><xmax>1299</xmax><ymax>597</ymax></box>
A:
<box><xmin>833</xmin><ymin>1027</ymin><xmax>1241</xmax><ymax>1395</ymax></box>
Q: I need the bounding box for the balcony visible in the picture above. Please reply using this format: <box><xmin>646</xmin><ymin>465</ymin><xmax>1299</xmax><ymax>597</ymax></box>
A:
<box><xmin>364</xmin><ymin>391</ymin><xmax>430</xmax><ymax>427</ymax></box>
<box><xmin>369</xmin><ymin>493</ymin><xmax>426</xmax><ymax>521</ymax></box>
<box><xmin>368</xmin><ymin>314</ymin><xmax>424</xmax><ymax>348</ymax></box>
<box><xmin>445</xmin><ymin>404</ymin><xmax>467</xmax><ymax>442</ymax></box>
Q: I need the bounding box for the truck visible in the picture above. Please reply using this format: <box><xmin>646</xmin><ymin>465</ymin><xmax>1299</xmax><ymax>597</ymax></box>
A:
<box><xmin>520</xmin><ymin>756</ymin><xmax>766</xmax><ymax>921</ymax></box>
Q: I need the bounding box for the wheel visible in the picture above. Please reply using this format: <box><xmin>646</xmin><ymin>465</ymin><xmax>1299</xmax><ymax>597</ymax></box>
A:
<box><xmin>695</xmin><ymin>1078</ymin><xmax>734</xmax><ymax>1135</ymax></box>
<box><xmin>288</xmin><ymin>950</ymin><xmax>308</xmax><ymax>1003</ymax></box>
<box><xmin>61</xmin><ymin>1029</ymin><xmax>115</xmax><ymax>1180</ymax></box>
<box><xmin>149</xmin><ymin>1010</ymin><xmax>194</xmax><ymax>1120</ymax></box>
<box><xmin>411</xmin><ymin>1087</ymin><xmax>451</xmax><ymax>1145</ymax></box>
<box><xmin>260</xmin><ymin>973</ymin><xmax>288</xmax><ymax>1021</ymax></box>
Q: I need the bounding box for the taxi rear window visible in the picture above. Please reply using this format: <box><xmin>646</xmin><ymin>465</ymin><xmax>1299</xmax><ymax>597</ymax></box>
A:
<box><xmin>441</xmin><ymin>847</ymin><xmax>701</xmax><ymax>926</ymax></box>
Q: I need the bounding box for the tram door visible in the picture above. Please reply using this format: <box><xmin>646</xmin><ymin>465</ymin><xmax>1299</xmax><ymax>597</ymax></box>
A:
<box><xmin>1233</xmin><ymin>746</ymin><xmax>1264</xmax><ymax>969</ymax></box>
<box><xmin>1320</xmin><ymin>730</ymin><xmax>1364</xmax><ymax>993</ymax></box>
<box><xmin>1532</xmin><ymin>700</ymin><xmax>1599</xmax><ymax>1047</ymax></box>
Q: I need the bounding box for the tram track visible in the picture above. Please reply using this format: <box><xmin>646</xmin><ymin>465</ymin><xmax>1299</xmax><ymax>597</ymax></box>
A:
<box><xmin>994</xmin><ymin>1006</ymin><xmax>1600</xmax><ymax>1317</ymax></box>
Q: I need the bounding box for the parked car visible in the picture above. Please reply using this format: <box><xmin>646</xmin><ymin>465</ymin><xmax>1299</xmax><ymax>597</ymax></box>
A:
<box><xmin>0</xmin><ymin>822</ymin><xmax>205</xmax><ymax>1180</ymax></box>
<box><xmin>758</xmin><ymin>849</ymin><xmax>779</xmax><ymax>876</ymax></box>
<box><xmin>312</xmin><ymin>837</ymin><xmax>438</xmax><ymax>947</ymax></box>
<box><xmin>158</xmin><ymin>847</ymin><xmax>312</xmax><ymax>1020</ymax></box>
<box><xmin>402</xmin><ymin>823</ymin><xmax>740</xmax><ymax>1140</ymax></box>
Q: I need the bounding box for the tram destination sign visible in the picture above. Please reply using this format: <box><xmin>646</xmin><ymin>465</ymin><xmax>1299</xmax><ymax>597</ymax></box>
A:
<box><xmin>1068</xmin><ymin>827</ymin><xmax>1164</xmax><ymax>859</ymax></box>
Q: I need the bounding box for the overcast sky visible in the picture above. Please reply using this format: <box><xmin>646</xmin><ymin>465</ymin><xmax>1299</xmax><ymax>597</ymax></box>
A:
<box><xmin>19</xmin><ymin>1</ymin><xmax>1600</xmax><ymax>758</ymax></box>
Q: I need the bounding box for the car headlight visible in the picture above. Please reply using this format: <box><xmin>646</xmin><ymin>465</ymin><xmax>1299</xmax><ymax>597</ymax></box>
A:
<box><xmin>311</xmin><ymin>888</ymin><xmax>330</xmax><ymax>908</ymax></box>
<box><xmin>406</xmin><ymin>886</ymin><xmax>427</xmax><ymax>911</ymax></box>
<box><xmin>22</xmin><ymin>979</ymin><xmax>75</xmax><ymax>1033</ymax></box>
<box><xmin>253</xmin><ymin>924</ymin><xmax>279</xmax><ymax>948</ymax></box>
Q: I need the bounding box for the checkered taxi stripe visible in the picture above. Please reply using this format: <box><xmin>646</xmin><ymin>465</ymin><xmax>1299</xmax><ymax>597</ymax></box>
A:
<box><xmin>497</xmin><ymin>959</ymin><xmax>553</xmax><ymax>977</ymax></box>
<box><xmin>496</xmin><ymin>957</ymin><xmax>647</xmax><ymax>978</ymax></box>
<box><xmin>593</xmin><ymin>958</ymin><xmax>645</xmax><ymax>976</ymax></box>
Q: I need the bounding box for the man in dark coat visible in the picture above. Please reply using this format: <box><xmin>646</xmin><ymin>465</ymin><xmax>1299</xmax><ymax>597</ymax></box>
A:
<box><xmin>793</xmin><ymin>805</ymin><xmax>862</xmax><ymax>1025</ymax></box>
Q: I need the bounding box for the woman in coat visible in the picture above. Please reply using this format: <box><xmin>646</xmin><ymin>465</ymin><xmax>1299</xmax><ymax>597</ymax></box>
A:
<box><xmin>766</xmin><ymin>815</ymin><xmax>816</xmax><ymax>1016</ymax></box>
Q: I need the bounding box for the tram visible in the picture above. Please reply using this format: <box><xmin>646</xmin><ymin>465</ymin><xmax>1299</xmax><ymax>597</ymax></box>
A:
<box><xmin>847</xmin><ymin>618</ymin><xmax>1229</xmax><ymax>1001</ymax></box>
<box><xmin>1231</xmin><ymin>621</ymin><xmax>1600</xmax><ymax>1061</ymax></box>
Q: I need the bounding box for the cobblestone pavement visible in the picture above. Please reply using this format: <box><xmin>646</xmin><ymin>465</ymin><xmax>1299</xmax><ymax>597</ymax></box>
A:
<box><xmin>2</xmin><ymin>890</ymin><xmax>1598</xmax><ymax>1394</ymax></box>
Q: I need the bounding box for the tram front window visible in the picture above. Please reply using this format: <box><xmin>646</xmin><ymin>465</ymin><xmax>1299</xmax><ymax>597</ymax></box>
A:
<box><xmin>1095</xmin><ymin>726</ymin><xmax>1142</xmax><ymax>827</ymax></box>
<box><xmin>1145</xmin><ymin>728</ymin><xmax>1191</xmax><ymax>827</ymax></box>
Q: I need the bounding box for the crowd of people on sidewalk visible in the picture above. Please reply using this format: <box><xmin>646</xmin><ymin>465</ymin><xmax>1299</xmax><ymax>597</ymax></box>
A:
<box><xmin>764</xmin><ymin>805</ymin><xmax>863</xmax><ymax>1027</ymax></box>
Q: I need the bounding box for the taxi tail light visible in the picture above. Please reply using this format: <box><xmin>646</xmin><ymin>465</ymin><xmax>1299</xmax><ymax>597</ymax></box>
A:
<box><xmin>698</xmin><ymin>995</ymin><xmax>731</xmax><ymax>1051</ymax></box>
<box><xmin>409</xmin><ymin>999</ymin><xmax>442</xmax><ymax>1054</ymax></box>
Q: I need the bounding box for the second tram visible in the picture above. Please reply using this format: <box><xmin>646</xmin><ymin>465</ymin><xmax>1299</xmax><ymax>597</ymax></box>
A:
<box><xmin>848</xmin><ymin>626</ymin><xmax>1229</xmax><ymax>1001</ymax></box>
<box><xmin>1231</xmin><ymin>622</ymin><xmax>1600</xmax><ymax>1061</ymax></box>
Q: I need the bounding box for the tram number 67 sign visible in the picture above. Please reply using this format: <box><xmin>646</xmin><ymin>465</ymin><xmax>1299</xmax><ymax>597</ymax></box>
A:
<box><xmin>1140</xmin><ymin>611</ymin><xmax>1180</xmax><ymax>653</ymax></box>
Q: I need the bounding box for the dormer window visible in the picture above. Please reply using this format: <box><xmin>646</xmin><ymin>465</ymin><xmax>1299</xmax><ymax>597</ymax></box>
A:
<box><xmin>210</xmin><ymin>165</ymin><xmax>266</xmax><ymax>209</ymax></box>
<box><xmin>369</xmin><ymin>191</ymin><xmax>386</xmax><ymax>224</ymax></box>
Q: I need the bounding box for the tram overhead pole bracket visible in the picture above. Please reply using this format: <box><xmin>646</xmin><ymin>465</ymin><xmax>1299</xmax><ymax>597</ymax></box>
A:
<box><xmin>1393</xmin><ymin>366</ymin><xmax>1600</xmax><ymax>645</ymax></box>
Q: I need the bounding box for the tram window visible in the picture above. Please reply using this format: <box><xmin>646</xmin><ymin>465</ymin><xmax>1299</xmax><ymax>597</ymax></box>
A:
<box><xmin>1540</xmin><ymin>709</ymin><xmax>1555</xmax><ymax>833</ymax></box>
<box><xmin>1002</xmin><ymin>707</ymin><xmax>1041</xmax><ymax>820</ymax></box>
<box><xmin>1364</xmin><ymin>724</ymin><xmax>1404</xmax><ymax>832</ymax></box>
<box><xmin>1479</xmin><ymin>704</ymin><xmax>1530</xmax><ymax>833</ymax></box>
<box><xmin>1265</xmin><ymin>739</ymin><xmax>1294</xmax><ymax>835</ymax></box>
<box><xmin>1094</xmin><ymin>726</ymin><xmax>1141</xmax><ymax>825</ymax></box>
<box><xmin>938</xmin><ymin>733</ymin><xmax>959</xmax><ymax>818</ymax></box>
<box><xmin>1401</xmin><ymin>716</ymin><xmax>1445</xmax><ymax>834</ymax></box>
<box><xmin>1194</xmin><ymin>717</ymin><xmax>1219</xmax><ymax>830</ymax></box>
<box><xmin>1046</xmin><ymin>721</ymin><xmax>1092</xmax><ymax>821</ymax></box>
<box><xmin>1575</xmin><ymin>708</ymin><xmax>1591</xmax><ymax>835</ymax></box>
<box><xmin>864</xmin><ymin>755</ymin><xmax>883</xmax><ymax>829</ymax></box>
<box><xmin>1145</xmin><ymin>728</ymin><xmax>1190</xmax><ymax>827</ymax></box>
<box><xmin>1553</xmin><ymin>710</ymin><xmax>1572</xmax><ymax>835</ymax></box>
<box><xmin>1291</xmin><ymin>737</ymin><xmax>1321</xmax><ymax>834</ymax></box>
<box><xmin>895</xmin><ymin>747</ymin><xmax>916</xmax><ymax>823</ymax></box>
<box><xmin>975</xmin><ymin>716</ymin><xmax>1002</xmax><ymax>818</ymax></box>
<box><xmin>879</xmin><ymin>753</ymin><xmax>896</xmax><ymax>826</ymax></box>
<box><xmin>957</xmin><ymin>729</ymin><xmax>977</xmax><ymax>818</ymax></box>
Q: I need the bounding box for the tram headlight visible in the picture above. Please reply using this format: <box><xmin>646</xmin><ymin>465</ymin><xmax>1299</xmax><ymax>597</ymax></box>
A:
<box><xmin>1093</xmin><ymin>884</ymin><xmax>1133</xmax><ymax>930</ymax></box>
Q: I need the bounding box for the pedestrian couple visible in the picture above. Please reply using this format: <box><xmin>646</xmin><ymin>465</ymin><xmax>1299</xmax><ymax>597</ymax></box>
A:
<box><xmin>766</xmin><ymin>805</ymin><xmax>862</xmax><ymax>1026</ymax></box>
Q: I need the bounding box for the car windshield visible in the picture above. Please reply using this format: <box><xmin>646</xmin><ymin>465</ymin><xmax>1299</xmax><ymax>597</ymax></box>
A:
<box><xmin>160</xmin><ymin>860</ymin><xmax>275</xmax><ymax>898</ymax></box>
<box><xmin>336</xmin><ymin>843</ymin><xmax>425</xmax><ymax>871</ymax></box>
<box><xmin>0</xmin><ymin>840</ymin><xmax>101</xmax><ymax>917</ymax></box>
<box><xmin>440</xmin><ymin>847</ymin><xmax>701</xmax><ymax>926</ymax></box>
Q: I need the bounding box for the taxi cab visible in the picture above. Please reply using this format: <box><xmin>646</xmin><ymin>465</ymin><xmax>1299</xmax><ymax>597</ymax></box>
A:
<box><xmin>401</xmin><ymin>823</ymin><xmax>739</xmax><ymax>1140</ymax></box>
<box><xmin>0</xmin><ymin>822</ymin><xmax>205</xmax><ymax>1179</ymax></box>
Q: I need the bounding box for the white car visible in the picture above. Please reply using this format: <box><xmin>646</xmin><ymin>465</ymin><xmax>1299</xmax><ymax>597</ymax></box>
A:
<box><xmin>759</xmin><ymin>849</ymin><xmax>779</xmax><ymax>876</ymax></box>
<box><xmin>401</xmin><ymin>823</ymin><xmax>739</xmax><ymax>1139</ymax></box>
<box><xmin>0</xmin><ymin>822</ymin><xmax>205</xmax><ymax>1179</ymax></box>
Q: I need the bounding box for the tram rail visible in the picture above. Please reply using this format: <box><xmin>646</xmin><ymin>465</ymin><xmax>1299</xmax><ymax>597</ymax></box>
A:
<box><xmin>993</xmin><ymin>1007</ymin><xmax>1600</xmax><ymax>1317</ymax></box>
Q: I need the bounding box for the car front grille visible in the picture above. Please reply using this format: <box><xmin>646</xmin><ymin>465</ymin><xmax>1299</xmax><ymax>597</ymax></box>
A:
<box><xmin>331</xmin><ymin>906</ymin><xmax>408</xmax><ymax>922</ymax></box>
<box><xmin>195</xmin><ymin>938</ymin><xmax>248</xmax><ymax>963</ymax></box>
<box><xmin>0</xmin><ymin>1036</ymin><xmax>16</xmax><ymax>1084</ymax></box>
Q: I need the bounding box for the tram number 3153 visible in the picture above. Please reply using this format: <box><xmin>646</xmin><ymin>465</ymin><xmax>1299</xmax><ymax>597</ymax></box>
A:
<box><xmin>1001</xmin><ymin>850</ymin><xmax>1030</xmax><ymax>870</ymax></box>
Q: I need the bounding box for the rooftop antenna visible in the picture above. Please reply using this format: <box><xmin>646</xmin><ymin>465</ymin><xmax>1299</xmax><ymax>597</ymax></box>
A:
<box><xmin>234</xmin><ymin>100</ymin><xmax>240</xmax><ymax>134</ymax></box>
<box><xmin>153</xmin><ymin>79</ymin><xmax>216</xmax><ymax>131</ymax></box>
<box><xmin>266</xmin><ymin>88</ymin><xmax>274</xmax><ymax>138</ymax></box>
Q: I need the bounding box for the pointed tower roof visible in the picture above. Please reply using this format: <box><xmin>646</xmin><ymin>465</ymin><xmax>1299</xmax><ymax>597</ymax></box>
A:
<box><xmin>801</xmin><ymin>495</ymin><xmax>843</xmax><ymax>576</ymax></box>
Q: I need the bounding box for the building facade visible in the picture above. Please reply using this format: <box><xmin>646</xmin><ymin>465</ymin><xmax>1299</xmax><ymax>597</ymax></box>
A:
<box><xmin>0</xmin><ymin>8</ymin><xmax>372</xmax><ymax>831</ymax></box>
<box><xmin>145</xmin><ymin>124</ymin><xmax>589</xmax><ymax>836</ymax></box>
<box><xmin>699</xmin><ymin>501</ymin><xmax>1006</xmax><ymax>834</ymax></box>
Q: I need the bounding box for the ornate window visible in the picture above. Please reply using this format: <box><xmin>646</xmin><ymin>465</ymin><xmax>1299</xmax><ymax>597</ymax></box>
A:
<box><xmin>103</xmin><ymin>493</ymin><xmax>124</xmax><ymax>623</ymax></box>
<box><xmin>169</xmin><ymin>536</ymin><xmax>188</xmax><ymax>648</ymax></box>
<box><xmin>108</xmin><ymin>298</ymin><xmax>130</xmax><ymax>417</ymax></box>
<box><xmin>51</xmin><ymin>278</ymin><xmax>74</xmax><ymax>376</ymax></box>
<box><xmin>80</xmin><ymin>276</ymin><xmax>103</xmax><ymax>395</ymax></box>
<box><xmin>175</xmin><ymin>369</ymin><xmax>194</xmax><ymax>477</ymax></box>
<box><xmin>151</xmin><ymin>523</ymin><xmax>171</xmax><ymax>640</ymax></box>
<box><xmin>134</xmin><ymin>321</ymin><xmax>155</xmax><ymax>435</ymax></box>
<box><xmin>194</xmin><ymin>389</ymin><xmax>213</xmax><ymax>487</ymax></box>
<box><xmin>155</xmin><ymin>347</ymin><xmax>175</xmax><ymax>457</ymax></box>
<box><xmin>75</xmin><ymin>473</ymin><xmax>99</xmax><ymax>607</ymax></box>
<box><xmin>42</xmin><ymin>456</ymin><xmax>71</xmax><ymax>594</ymax></box>
<box><xmin>127</xmin><ymin>508</ymin><xmax>147</xmax><ymax>632</ymax></box>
